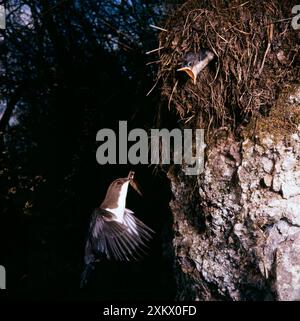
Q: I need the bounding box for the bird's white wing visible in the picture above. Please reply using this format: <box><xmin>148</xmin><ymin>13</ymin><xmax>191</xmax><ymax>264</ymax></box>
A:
<box><xmin>123</xmin><ymin>208</ymin><xmax>154</xmax><ymax>241</ymax></box>
<box><xmin>88</xmin><ymin>208</ymin><xmax>154</xmax><ymax>261</ymax></box>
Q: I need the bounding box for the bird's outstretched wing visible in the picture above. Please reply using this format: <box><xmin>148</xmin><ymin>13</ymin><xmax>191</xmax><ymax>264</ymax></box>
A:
<box><xmin>87</xmin><ymin>208</ymin><xmax>154</xmax><ymax>261</ymax></box>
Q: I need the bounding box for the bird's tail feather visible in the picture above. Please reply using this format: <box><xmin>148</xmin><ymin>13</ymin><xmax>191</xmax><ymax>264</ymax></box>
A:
<box><xmin>80</xmin><ymin>238</ymin><xmax>95</xmax><ymax>288</ymax></box>
<box><xmin>80</xmin><ymin>263</ymin><xmax>95</xmax><ymax>288</ymax></box>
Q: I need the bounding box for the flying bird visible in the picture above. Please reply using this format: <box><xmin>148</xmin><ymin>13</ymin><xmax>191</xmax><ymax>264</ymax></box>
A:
<box><xmin>177</xmin><ymin>49</ymin><xmax>214</xmax><ymax>84</ymax></box>
<box><xmin>80</xmin><ymin>171</ymin><xmax>154</xmax><ymax>288</ymax></box>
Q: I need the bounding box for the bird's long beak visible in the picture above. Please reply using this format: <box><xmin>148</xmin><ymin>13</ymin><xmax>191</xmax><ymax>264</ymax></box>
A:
<box><xmin>177</xmin><ymin>67</ymin><xmax>197</xmax><ymax>85</ymax></box>
<box><xmin>127</xmin><ymin>171</ymin><xmax>143</xmax><ymax>196</ymax></box>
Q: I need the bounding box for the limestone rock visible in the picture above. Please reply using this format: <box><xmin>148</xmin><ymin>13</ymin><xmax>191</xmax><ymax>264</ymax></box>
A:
<box><xmin>169</xmin><ymin>86</ymin><xmax>300</xmax><ymax>300</ymax></box>
<box><xmin>276</xmin><ymin>232</ymin><xmax>300</xmax><ymax>301</ymax></box>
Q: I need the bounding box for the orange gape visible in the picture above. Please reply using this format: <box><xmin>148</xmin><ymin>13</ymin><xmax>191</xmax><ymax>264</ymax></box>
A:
<box><xmin>177</xmin><ymin>49</ymin><xmax>214</xmax><ymax>84</ymax></box>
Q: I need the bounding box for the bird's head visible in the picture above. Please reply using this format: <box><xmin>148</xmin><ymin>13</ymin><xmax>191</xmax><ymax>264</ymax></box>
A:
<box><xmin>177</xmin><ymin>49</ymin><xmax>214</xmax><ymax>84</ymax></box>
<box><xmin>101</xmin><ymin>171</ymin><xmax>142</xmax><ymax>210</ymax></box>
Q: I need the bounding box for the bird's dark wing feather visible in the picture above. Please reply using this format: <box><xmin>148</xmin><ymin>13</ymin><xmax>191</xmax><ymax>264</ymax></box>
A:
<box><xmin>87</xmin><ymin>208</ymin><xmax>154</xmax><ymax>261</ymax></box>
<box><xmin>123</xmin><ymin>208</ymin><xmax>154</xmax><ymax>241</ymax></box>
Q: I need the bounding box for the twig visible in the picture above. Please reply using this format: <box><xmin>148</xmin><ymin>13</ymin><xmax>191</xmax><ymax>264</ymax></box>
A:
<box><xmin>230</xmin><ymin>1</ymin><xmax>250</xmax><ymax>9</ymax></box>
<box><xmin>259</xmin><ymin>42</ymin><xmax>271</xmax><ymax>75</ymax></box>
<box><xmin>146</xmin><ymin>46</ymin><xmax>164</xmax><ymax>55</ymax></box>
<box><xmin>259</xmin><ymin>24</ymin><xmax>273</xmax><ymax>75</ymax></box>
<box><xmin>149</xmin><ymin>24</ymin><xmax>168</xmax><ymax>32</ymax></box>
<box><xmin>146</xmin><ymin>77</ymin><xmax>160</xmax><ymax>96</ymax></box>
<box><xmin>183</xmin><ymin>114</ymin><xmax>195</xmax><ymax>124</ymax></box>
<box><xmin>168</xmin><ymin>80</ymin><xmax>178</xmax><ymax>110</ymax></box>
<box><xmin>146</xmin><ymin>60</ymin><xmax>161</xmax><ymax>66</ymax></box>
<box><xmin>208</xmin><ymin>20</ymin><xmax>229</xmax><ymax>43</ymax></box>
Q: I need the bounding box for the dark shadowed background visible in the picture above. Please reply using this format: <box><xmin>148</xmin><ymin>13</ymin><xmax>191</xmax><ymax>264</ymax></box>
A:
<box><xmin>0</xmin><ymin>0</ymin><xmax>185</xmax><ymax>300</ymax></box>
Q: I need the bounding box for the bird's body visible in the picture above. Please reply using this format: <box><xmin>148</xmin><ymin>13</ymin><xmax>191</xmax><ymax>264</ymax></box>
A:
<box><xmin>80</xmin><ymin>171</ymin><xmax>153</xmax><ymax>288</ymax></box>
<box><xmin>177</xmin><ymin>48</ymin><xmax>214</xmax><ymax>84</ymax></box>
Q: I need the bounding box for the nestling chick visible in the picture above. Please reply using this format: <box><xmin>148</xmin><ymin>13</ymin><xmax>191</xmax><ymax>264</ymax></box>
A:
<box><xmin>177</xmin><ymin>49</ymin><xmax>214</xmax><ymax>84</ymax></box>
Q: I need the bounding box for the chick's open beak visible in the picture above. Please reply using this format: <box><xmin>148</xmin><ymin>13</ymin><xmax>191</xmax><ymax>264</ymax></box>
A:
<box><xmin>177</xmin><ymin>67</ymin><xmax>197</xmax><ymax>84</ymax></box>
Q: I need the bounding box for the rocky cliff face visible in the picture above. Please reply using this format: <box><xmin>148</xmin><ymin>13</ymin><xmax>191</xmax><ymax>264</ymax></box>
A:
<box><xmin>169</xmin><ymin>86</ymin><xmax>300</xmax><ymax>300</ymax></box>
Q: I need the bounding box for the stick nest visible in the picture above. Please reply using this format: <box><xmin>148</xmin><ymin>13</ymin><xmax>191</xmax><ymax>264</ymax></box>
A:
<box><xmin>155</xmin><ymin>0</ymin><xmax>300</xmax><ymax>135</ymax></box>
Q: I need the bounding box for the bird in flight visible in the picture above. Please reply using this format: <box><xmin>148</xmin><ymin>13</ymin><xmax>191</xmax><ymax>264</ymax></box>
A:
<box><xmin>80</xmin><ymin>171</ymin><xmax>154</xmax><ymax>288</ymax></box>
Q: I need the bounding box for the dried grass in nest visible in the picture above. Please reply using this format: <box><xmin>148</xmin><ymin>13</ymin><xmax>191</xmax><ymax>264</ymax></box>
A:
<box><xmin>154</xmin><ymin>0</ymin><xmax>300</xmax><ymax>139</ymax></box>
<box><xmin>242</xmin><ymin>84</ymin><xmax>300</xmax><ymax>143</ymax></box>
